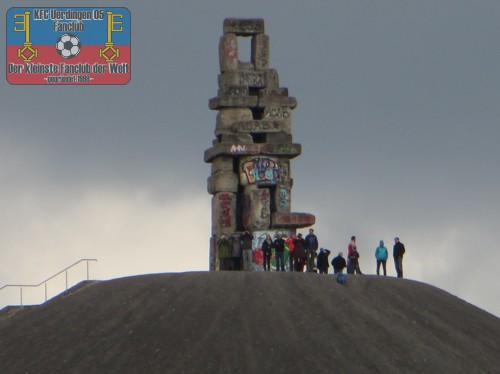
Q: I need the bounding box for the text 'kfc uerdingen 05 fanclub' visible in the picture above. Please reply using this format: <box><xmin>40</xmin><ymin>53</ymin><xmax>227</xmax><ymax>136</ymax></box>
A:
<box><xmin>6</xmin><ymin>7</ymin><xmax>130</xmax><ymax>85</ymax></box>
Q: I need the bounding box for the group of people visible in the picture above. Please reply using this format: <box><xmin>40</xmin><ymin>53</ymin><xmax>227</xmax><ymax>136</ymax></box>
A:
<box><xmin>216</xmin><ymin>231</ymin><xmax>254</xmax><ymax>271</ymax></box>
<box><xmin>263</xmin><ymin>228</ymin><xmax>319</xmax><ymax>272</ymax></box>
<box><xmin>331</xmin><ymin>235</ymin><xmax>406</xmax><ymax>278</ymax></box>
<box><xmin>217</xmin><ymin>229</ymin><xmax>406</xmax><ymax>278</ymax></box>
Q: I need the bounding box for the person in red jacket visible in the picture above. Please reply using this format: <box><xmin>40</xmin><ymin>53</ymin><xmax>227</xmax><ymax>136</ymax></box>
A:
<box><xmin>347</xmin><ymin>236</ymin><xmax>363</xmax><ymax>275</ymax></box>
<box><xmin>292</xmin><ymin>233</ymin><xmax>306</xmax><ymax>272</ymax></box>
<box><xmin>285</xmin><ymin>234</ymin><xmax>296</xmax><ymax>271</ymax></box>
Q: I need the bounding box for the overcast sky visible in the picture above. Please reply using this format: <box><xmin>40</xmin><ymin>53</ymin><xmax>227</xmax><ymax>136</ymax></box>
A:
<box><xmin>1</xmin><ymin>1</ymin><xmax>499</xmax><ymax>317</ymax></box>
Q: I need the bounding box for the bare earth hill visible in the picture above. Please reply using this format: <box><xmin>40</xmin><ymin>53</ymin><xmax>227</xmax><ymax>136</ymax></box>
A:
<box><xmin>0</xmin><ymin>272</ymin><xmax>499</xmax><ymax>373</ymax></box>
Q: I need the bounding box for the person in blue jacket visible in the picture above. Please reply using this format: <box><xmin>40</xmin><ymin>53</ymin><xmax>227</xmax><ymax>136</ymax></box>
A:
<box><xmin>375</xmin><ymin>240</ymin><xmax>388</xmax><ymax>276</ymax></box>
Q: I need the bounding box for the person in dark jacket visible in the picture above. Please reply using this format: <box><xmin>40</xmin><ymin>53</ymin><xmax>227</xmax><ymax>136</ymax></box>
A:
<box><xmin>305</xmin><ymin>228</ymin><xmax>319</xmax><ymax>272</ymax></box>
<box><xmin>347</xmin><ymin>246</ymin><xmax>362</xmax><ymax>275</ymax></box>
<box><xmin>240</xmin><ymin>231</ymin><xmax>254</xmax><ymax>271</ymax></box>
<box><xmin>217</xmin><ymin>235</ymin><xmax>232</xmax><ymax>271</ymax></box>
<box><xmin>347</xmin><ymin>236</ymin><xmax>363</xmax><ymax>275</ymax></box>
<box><xmin>261</xmin><ymin>234</ymin><xmax>273</xmax><ymax>271</ymax></box>
<box><xmin>292</xmin><ymin>233</ymin><xmax>306</xmax><ymax>272</ymax></box>
<box><xmin>393</xmin><ymin>237</ymin><xmax>406</xmax><ymax>278</ymax></box>
<box><xmin>273</xmin><ymin>232</ymin><xmax>286</xmax><ymax>271</ymax></box>
<box><xmin>316</xmin><ymin>248</ymin><xmax>331</xmax><ymax>274</ymax></box>
<box><xmin>331</xmin><ymin>252</ymin><xmax>347</xmax><ymax>274</ymax></box>
<box><xmin>230</xmin><ymin>232</ymin><xmax>241</xmax><ymax>270</ymax></box>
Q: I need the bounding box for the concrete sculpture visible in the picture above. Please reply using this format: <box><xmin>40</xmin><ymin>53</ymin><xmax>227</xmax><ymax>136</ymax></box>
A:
<box><xmin>204</xmin><ymin>18</ymin><xmax>315</xmax><ymax>270</ymax></box>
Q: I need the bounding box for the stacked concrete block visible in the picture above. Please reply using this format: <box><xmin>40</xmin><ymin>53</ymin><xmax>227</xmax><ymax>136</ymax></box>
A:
<box><xmin>205</xmin><ymin>18</ymin><xmax>315</xmax><ymax>270</ymax></box>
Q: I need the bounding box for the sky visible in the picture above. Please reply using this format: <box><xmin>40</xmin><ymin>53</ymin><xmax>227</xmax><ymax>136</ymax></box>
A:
<box><xmin>1</xmin><ymin>1</ymin><xmax>499</xmax><ymax>317</ymax></box>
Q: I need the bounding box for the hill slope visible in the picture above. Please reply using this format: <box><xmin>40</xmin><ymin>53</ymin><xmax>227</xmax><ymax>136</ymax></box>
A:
<box><xmin>1</xmin><ymin>272</ymin><xmax>499</xmax><ymax>373</ymax></box>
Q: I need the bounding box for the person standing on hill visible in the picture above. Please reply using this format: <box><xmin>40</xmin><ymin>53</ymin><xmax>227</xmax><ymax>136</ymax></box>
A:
<box><xmin>262</xmin><ymin>234</ymin><xmax>273</xmax><ymax>272</ymax></box>
<box><xmin>393</xmin><ymin>237</ymin><xmax>406</xmax><ymax>278</ymax></box>
<box><xmin>240</xmin><ymin>231</ymin><xmax>254</xmax><ymax>271</ymax></box>
<box><xmin>316</xmin><ymin>248</ymin><xmax>331</xmax><ymax>274</ymax></box>
<box><xmin>331</xmin><ymin>251</ymin><xmax>347</xmax><ymax>274</ymax></box>
<box><xmin>375</xmin><ymin>240</ymin><xmax>388</xmax><ymax>276</ymax></box>
<box><xmin>230</xmin><ymin>232</ymin><xmax>241</xmax><ymax>270</ymax></box>
<box><xmin>217</xmin><ymin>235</ymin><xmax>232</xmax><ymax>271</ymax></box>
<box><xmin>273</xmin><ymin>232</ymin><xmax>286</xmax><ymax>271</ymax></box>
<box><xmin>347</xmin><ymin>246</ymin><xmax>362</xmax><ymax>274</ymax></box>
<box><xmin>285</xmin><ymin>234</ymin><xmax>296</xmax><ymax>272</ymax></box>
<box><xmin>292</xmin><ymin>233</ymin><xmax>306</xmax><ymax>272</ymax></box>
<box><xmin>305</xmin><ymin>228</ymin><xmax>319</xmax><ymax>272</ymax></box>
<box><xmin>347</xmin><ymin>236</ymin><xmax>363</xmax><ymax>275</ymax></box>
<box><xmin>347</xmin><ymin>236</ymin><xmax>356</xmax><ymax>265</ymax></box>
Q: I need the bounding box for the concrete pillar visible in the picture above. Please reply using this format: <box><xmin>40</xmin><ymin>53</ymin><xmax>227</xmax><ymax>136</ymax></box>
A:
<box><xmin>205</xmin><ymin>18</ymin><xmax>315</xmax><ymax>270</ymax></box>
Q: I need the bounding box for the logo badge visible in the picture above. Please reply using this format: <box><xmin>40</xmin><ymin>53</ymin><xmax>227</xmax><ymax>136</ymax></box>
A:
<box><xmin>6</xmin><ymin>7</ymin><xmax>131</xmax><ymax>85</ymax></box>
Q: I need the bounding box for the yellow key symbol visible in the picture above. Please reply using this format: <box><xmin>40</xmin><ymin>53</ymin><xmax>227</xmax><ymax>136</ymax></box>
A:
<box><xmin>99</xmin><ymin>11</ymin><xmax>123</xmax><ymax>62</ymax></box>
<box><xmin>14</xmin><ymin>11</ymin><xmax>38</xmax><ymax>62</ymax></box>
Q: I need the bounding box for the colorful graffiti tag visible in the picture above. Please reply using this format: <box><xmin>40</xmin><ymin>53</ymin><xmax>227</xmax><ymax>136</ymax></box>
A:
<box><xmin>242</xmin><ymin>157</ymin><xmax>280</xmax><ymax>184</ymax></box>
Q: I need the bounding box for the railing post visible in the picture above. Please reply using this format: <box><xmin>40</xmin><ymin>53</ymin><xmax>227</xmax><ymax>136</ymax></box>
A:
<box><xmin>1</xmin><ymin>258</ymin><xmax>97</xmax><ymax>309</ymax></box>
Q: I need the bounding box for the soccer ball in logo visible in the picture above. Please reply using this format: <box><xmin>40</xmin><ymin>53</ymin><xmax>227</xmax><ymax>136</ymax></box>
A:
<box><xmin>55</xmin><ymin>34</ymin><xmax>81</xmax><ymax>59</ymax></box>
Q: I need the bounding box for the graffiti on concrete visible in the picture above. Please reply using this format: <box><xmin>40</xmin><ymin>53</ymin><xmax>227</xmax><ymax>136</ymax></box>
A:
<box><xmin>260</xmin><ymin>188</ymin><xmax>271</xmax><ymax>219</ymax></box>
<box><xmin>242</xmin><ymin>187</ymin><xmax>272</xmax><ymax>230</ymax></box>
<box><xmin>278</xmin><ymin>186</ymin><xmax>290</xmax><ymax>210</ymax></box>
<box><xmin>273</xmin><ymin>212</ymin><xmax>315</xmax><ymax>227</ymax></box>
<box><xmin>242</xmin><ymin>192</ymin><xmax>251</xmax><ymax>228</ymax></box>
<box><xmin>279</xmin><ymin>162</ymin><xmax>290</xmax><ymax>182</ymax></box>
<box><xmin>252</xmin><ymin>229</ymin><xmax>294</xmax><ymax>271</ymax></box>
<box><xmin>231</xmin><ymin>120</ymin><xmax>282</xmax><ymax>133</ymax></box>
<box><xmin>231</xmin><ymin>144</ymin><xmax>247</xmax><ymax>152</ymax></box>
<box><xmin>218</xmin><ymin>193</ymin><xmax>232</xmax><ymax>227</ymax></box>
<box><xmin>222</xmin><ymin>143</ymin><xmax>300</xmax><ymax>158</ymax></box>
<box><xmin>238</xmin><ymin>71</ymin><xmax>265</xmax><ymax>87</ymax></box>
<box><xmin>242</xmin><ymin>157</ymin><xmax>280</xmax><ymax>184</ymax></box>
<box><xmin>264</xmin><ymin>106</ymin><xmax>290</xmax><ymax>119</ymax></box>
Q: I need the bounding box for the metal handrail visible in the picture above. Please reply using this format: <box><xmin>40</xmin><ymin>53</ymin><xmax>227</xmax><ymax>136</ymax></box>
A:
<box><xmin>0</xmin><ymin>258</ymin><xmax>97</xmax><ymax>307</ymax></box>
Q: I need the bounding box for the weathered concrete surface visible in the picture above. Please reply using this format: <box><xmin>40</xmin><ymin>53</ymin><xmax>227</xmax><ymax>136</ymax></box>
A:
<box><xmin>272</xmin><ymin>211</ymin><xmax>316</xmax><ymax>228</ymax></box>
<box><xmin>218</xmin><ymin>71</ymin><xmax>266</xmax><ymax>88</ymax></box>
<box><xmin>204</xmin><ymin>143</ymin><xmax>302</xmax><ymax>163</ymax></box>
<box><xmin>1</xmin><ymin>273</ymin><xmax>499</xmax><ymax>373</ymax></box>
<box><xmin>216</xmin><ymin>108</ymin><xmax>253</xmax><ymax>127</ymax></box>
<box><xmin>207</xmin><ymin>172</ymin><xmax>239</xmax><ymax>194</ymax></box>
<box><xmin>242</xmin><ymin>186</ymin><xmax>271</xmax><ymax>230</ymax></box>
<box><xmin>251</xmin><ymin>33</ymin><xmax>269</xmax><ymax>70</ymax></box>
<box><xmin>223</xmin><ymin>18</ymin><xmax>265</xmax><ymax>35</ymax></box>
<box><xmin>219</xmin><ymin>34</ymin><xmax>238</xmax><ymax>72</ymax></box>
<box><xmin>225</xmin><ymin>119</ymin><xmax>291</xmax><ymax>135</ymax></box>
<box><xmin>211</xmin><ymin>192</ymin><xmax>237</xmax><ymax>233</ymax></box>
<box><xmin>209</xmin><ymin>96</ymin><xmax>258</xmax><ymax>110</ymax></box>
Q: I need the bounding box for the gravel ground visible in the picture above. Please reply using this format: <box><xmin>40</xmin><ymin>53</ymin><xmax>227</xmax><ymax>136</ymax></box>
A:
<box><xmin>1</xmin><ymin>271</ymin><xmax>499</xmax><ymax>374</ymax></box>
